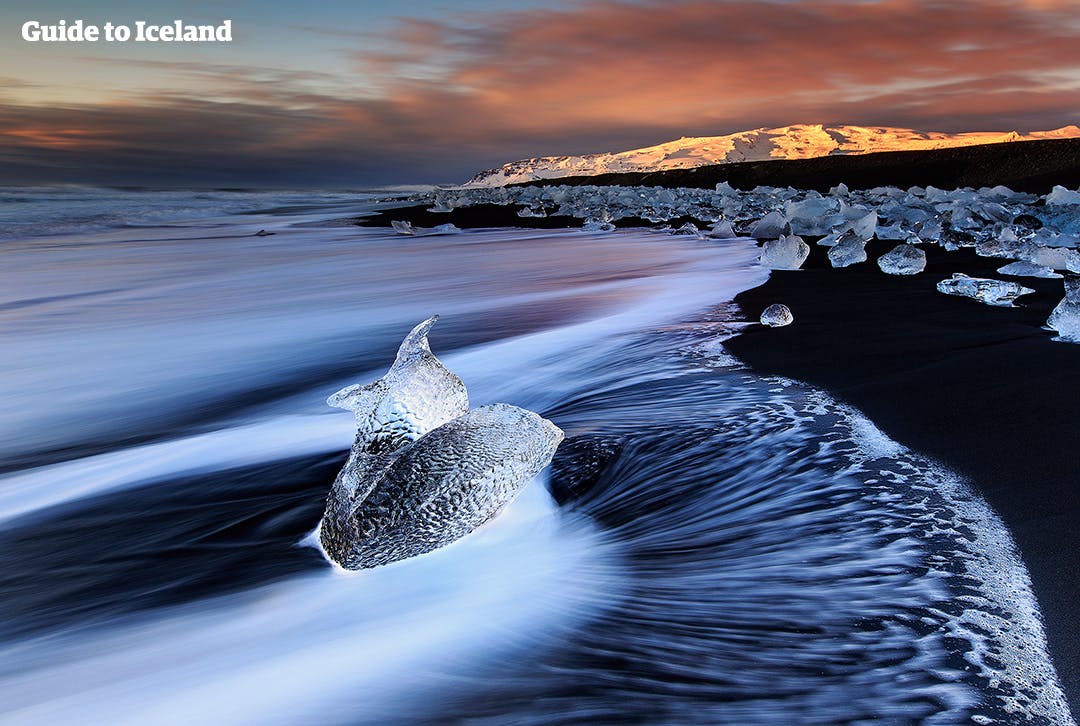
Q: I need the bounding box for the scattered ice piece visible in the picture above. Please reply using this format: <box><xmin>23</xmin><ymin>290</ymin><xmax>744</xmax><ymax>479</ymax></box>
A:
<box><xmin>1021</xmin><ymin>245</ymin><xmax>1080</xmax><ymax>272</ymax></box>
<box><xmin>817</xmin><ymin>230</ymin><xmax>841</xmax><ymax>247</ymax></box>
<box><xmin>708</xmin><ymin>219</ymin><xmax>738</xmax><ymax>239</ymax></box>
<box><xmin>673</xmin><ymin>222</ymin><xmax>700</xmax><ymax>235</ymax></box>
<box><xmin>915</xmin><ymin>216</ymin><xmax>942</xmax><ymax>243</ymax></box>
<box><xmin>976</xmin><ymin>236</ymin><xmax>1026</xmax><ymax>259</ymax></box>
<box><xmin>759</xmin><ymin>234</ymin><xmax>810</xmax><ymax>270</ymax></box>
<box><xmin>827</xmin><ymin>232</ymin><xmax>868</xmax><ymax>268</ymax></box>
<box><xmin>254</xmin><ymin>229</ymin><xmax>274</xmax><ymax>237</ymax></box>
<box><xmin>1045</xmin><ymin>185</ymin><xmax>1080</xmax><ymax>206</ymax></box>
<box><xmin>877</xmin><ymin>244</ymin><xmax>926</xmax><ymax>275</ymax></box>
<box><xmin>390</xmin><ymin>220</ymin><xmax>461</xmax><ymax>236</ymax></box>
<box><xmin>936</xmin><ymin>273</ymin><xmax>1035</xmax><ymax>307</ymax></box>
<box><xmin>1032</xmin><ymin>229</ymin><xmax>1080</xmax><ymax>248</ymax></box>
<box><xmin>875</xmin><ymin>222</ymin><xmax>909</xmax><ymax>241</ymax></box>
<box><xmin>760</xmin><ymin>303</ymin><xmax>794</xmax><ymax>327</ymax></box>
<box><xmin>517</xmin><ymin>205</ymin><xmax>548</xmax><ymax>218</ymax></box>
<box><xmin>1047</xmin><ymin>276</ymin><xmax>1080</xmax><ymax>342</ymax></box>
<box><xmin>847</xmin><ymin>210</ymin><xmax>878</xmax><ymax>241</ymax></box>
<box><xmin>747</xmin><ymin>211</ymin><xmax>785</xmax><ymax>239</ymax></box>
<box><xmin>583</xmin><ymin>209</ymin><xmax>615</xmax><ymax>232</ymax></box>
<box><xmin>829</xmin><ymin>182</ymin><xmax>850</xmax><ymax>197</ymax></box>
<box><xmin>583</xmin><ymin>218</ymin><xmax>616</xmax><ymax>232</ymax></box>
<box><xmin>997</xmin><ymin>261</ymin><xmax>1062</xmax><ymax>279</ymax></box>
<box><xmin>785</xmin><ymin>197</ymin><xmax>837</xmax><ymax>235</ymax></box>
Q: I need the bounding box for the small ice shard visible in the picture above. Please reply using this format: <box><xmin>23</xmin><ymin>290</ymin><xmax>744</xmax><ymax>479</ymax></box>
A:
<box><xmin>320</xmin><ymin>317</ymin><xmax>563</xmax><ymax>570</ymax></box>
<box><xmin>760</xmin><ymin>303</ymin><xmax>794</xmax><ymax>327</ymax></box>
<box><xmin>517</xmin><ymin>205</ymin><xmax>548</xmax><ymax>218</ymax></box>
<box><xmin>708</xmin><ymin>219</ymin><xmax>738</xmax><ymax>239</ymax></box>
<box><xmin>391</xmin><ymin>220</ymin><xmax>415</xmax><ymax>235</ymax></box>
<box><xmin>747</xmin><ymin>211</ymin><xmax>785</xmax><ymax>239</ymax></box>
<box><xmin>1047</xmin><ymin>276</ymin><xmax>1080</xmax><ymax>342</ymax></box>
<box><xmin>877</xmin><ymin>244</ymin><xmax>926</xmax><ymax>275</ymax></box>
<box><xmin>997</xmin><ymin>261</ymin><xmax>1062</xmax><ymax>279</ymax></box>
<box><xmin>827</xmin><ymin>232</ymin><xmax>868</xmax><ymax>268</ymax></box>
<box><xmin>673</xmin><ymin>222</ymin><xmax>700</xmax><ymax>235</ymax></box>
<box><xmin>759</xmin><ymin>234</ymin><xmax>810</xmax><ymax>270</ymax></box>
<box><xmin>935</xmin><ymin>273</ymin><xmax>1035</xmax><ymax>307</ymax></box>
<box><xmin>829</xmin><ymin>182</ymin><xmax>850</xmax><ymax>197</ymax></box>
<box><xmin>1045</xmin><ymin>185</ymin><xmax>1080</xmax><ymax>206</ymax></box>
<box><xmin>428</xmin><ymin>223</ymin><xmax>461</xmax><ymax>235</ymax></box>
<box><xmin>583</xmin><ymin>209</ymin><xmax>615</xmax><ymax>232</ymax></box>
<box><xmin>254</xmin><ymin>229</ymin><xmax>274</xmax><ymax>237</ymax></box>
<box><xmin>390</xmin><ymin>220</ymin><xmax>461</xmax><ymax>236</ymax></box>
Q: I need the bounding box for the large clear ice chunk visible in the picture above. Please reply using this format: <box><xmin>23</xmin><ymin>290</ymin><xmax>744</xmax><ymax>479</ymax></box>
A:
<box><xmin>1047</xmin><ymin>276</ymin><xmax>1080</xmax><ymax>343</ymax></box>
<box><xmin>877</xmin><ymin>244</ymin><xmax>926</xmax><ymax>275</ymax></box>
<box><xmin>320</xmin><ymin>317</ymin><xmax>563</xmax><ymax>570</ymax></box>
<box><xmin>759</xmin><ymin>234</ymin><xmax>810</xmax><ymax>270</ymax></box>
<box><xmin>935</xmin><ymin>273</ymin><xmax>1035</xmax><ymax>307</ymax></box>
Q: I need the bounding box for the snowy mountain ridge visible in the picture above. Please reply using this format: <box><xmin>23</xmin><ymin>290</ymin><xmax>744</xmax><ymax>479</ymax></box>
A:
<box><xmin>464</xmin><ymin>123</ymin><xmax>1080</xmax><ymax>187</ymax></box>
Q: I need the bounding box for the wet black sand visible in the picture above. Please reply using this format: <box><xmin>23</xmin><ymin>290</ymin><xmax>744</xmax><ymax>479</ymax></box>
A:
<box><xmin>724</xmin><ymin>242</ymin><xmax>1080</xmax><ymax>714</ymax></box>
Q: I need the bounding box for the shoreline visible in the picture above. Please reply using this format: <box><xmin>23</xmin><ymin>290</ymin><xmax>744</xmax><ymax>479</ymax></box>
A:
<box><xmin>364</xmin><ymin>205</ymin><xmax>1080</xmax><ymax>715</ymax></box>
<box><xmin>724</xmin><ymin>241</ymin><xmax>1080</xmax><ymax>716</ymax></box>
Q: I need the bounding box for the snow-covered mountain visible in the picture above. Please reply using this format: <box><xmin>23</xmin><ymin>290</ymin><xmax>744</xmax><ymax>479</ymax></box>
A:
<box><xmin>464</xmin><ymin>124</ymin><xmax>1080</xmax><ymax>187</ymax></box>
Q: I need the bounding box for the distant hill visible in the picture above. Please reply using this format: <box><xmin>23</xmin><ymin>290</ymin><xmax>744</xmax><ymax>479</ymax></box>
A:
<box><xmin>523</xmin><ymin>137</ymin><xmax>1080</xmax><ymax>195</ymax></box>
<box><xmin>465</xmin><ymin>124</ymin><xmax>1080</xmax><ymax>188</ymax></box>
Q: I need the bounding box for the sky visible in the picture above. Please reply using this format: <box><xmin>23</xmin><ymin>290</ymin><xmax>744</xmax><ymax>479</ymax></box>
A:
<box><xmin>2</xmin><ymin>0</ymin><xmax>1080</xmax><ymax>187</ymax></box>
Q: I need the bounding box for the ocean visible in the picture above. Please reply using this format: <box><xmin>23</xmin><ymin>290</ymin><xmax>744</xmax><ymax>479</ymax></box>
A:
<box><xmin>0</xmin><ymin>188</ymin><xmax>1071</xmax><ymax>724</ymax></box>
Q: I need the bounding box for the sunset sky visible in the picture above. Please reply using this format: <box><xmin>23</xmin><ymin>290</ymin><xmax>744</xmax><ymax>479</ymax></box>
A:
<box><xmin>3</xmin><ymin>0</ymin><xmax>1080</xmax><ymax>187</ymax></box>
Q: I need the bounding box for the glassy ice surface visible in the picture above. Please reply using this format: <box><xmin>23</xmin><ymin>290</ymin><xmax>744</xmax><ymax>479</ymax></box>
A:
<box><xmin>877</xmin><ymin>244</ymin><xmax>926</xmax><ymax>275</ymax></box>
<box><xmin>936</xmin><ymin>273</ymin><xmax>1036</xmax><ymax>307</ymax></box>
<box><xmin>760</xmin><ymin>303</ymin><xmax>794</xmax><ymax>327</ymax></box>
<box><xmin>759</xmin><ymin>234</ymin><xmax>810</xmax><ymax>270</ymax></box>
